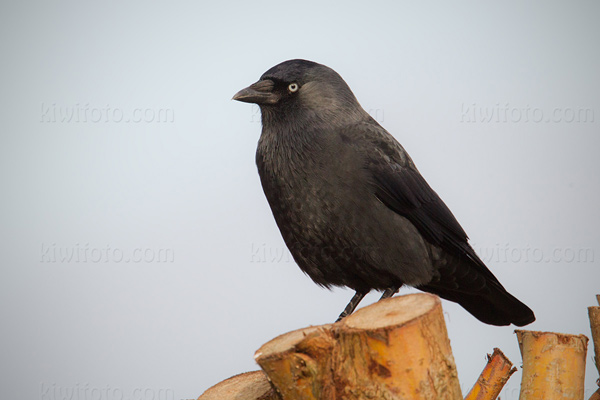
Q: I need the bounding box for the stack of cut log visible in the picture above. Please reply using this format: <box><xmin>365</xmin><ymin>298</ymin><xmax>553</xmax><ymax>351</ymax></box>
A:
<box><xmin>199</xmin><ymin>294</ymin><xmax>600</xmax><ymax>400</ymax></box>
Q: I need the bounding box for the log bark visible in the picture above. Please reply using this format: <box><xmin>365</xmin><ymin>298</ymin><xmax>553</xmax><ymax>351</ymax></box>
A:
<box><xmin>515</xmin><ymin>330</ymin><xmax>588</xmax><ymax>400</ymax></box>
<box><xmin>464</xmin><ymin>348</ymin><xmax>516</xmax><ymax>400</ymax></box>
<box><xmin>255</xmin><ymin>293</ymin><xmax>462</xmax><ymax>400</ymax></box>
<box><xmin>197</xmin><ymin>370</ymin><xmax>279</xmax><ymax>400</ymax></box>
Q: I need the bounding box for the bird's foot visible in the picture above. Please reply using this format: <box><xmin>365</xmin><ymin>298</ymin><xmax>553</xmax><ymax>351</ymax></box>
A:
<box><xmin>379</xmin><ymin>286</ymin><xmax>400</xmax><ymax>301</ymax></box>
<box><xmin>336</xmin><ymin>290</ymin><xmax>368</xmax><ymax>322</ymax></box>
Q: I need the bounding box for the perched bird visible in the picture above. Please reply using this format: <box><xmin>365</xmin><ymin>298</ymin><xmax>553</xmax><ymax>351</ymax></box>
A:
<box><xmin>233</xmin><ymin>59</ymin><xmax>535</xmax><ymax>326</ymax></box>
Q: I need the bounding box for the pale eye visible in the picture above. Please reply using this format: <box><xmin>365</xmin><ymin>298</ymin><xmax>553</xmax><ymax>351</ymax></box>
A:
<box><xmin>288</xmin><ymin>83</ymin><xmax>299</xmax><ymax>93</ymax></box>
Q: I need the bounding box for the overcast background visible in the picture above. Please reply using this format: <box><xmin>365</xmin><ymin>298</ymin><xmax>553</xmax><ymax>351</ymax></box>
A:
<box><xmin>1</xmin><ymin>1</ymin><xmax>599</xmax><ymax>399</ymax></box>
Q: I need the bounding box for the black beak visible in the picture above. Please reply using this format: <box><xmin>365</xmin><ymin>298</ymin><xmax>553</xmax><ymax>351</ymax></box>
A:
<box><xmin>232</xmin><ymin>79</ymin><xmax>279</xmax><ymax>105</ymax></box>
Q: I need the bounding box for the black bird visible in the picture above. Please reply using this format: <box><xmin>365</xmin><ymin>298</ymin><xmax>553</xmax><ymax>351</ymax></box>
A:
<box><xmin>233</xmin><ymin>59</ymin><xmax>535</xmax><ymax>326</ymax></box>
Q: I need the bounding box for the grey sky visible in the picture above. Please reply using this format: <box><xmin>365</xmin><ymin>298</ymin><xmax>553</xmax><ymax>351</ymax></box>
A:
<box><xmin>1</xmin><ymin>1</ymin><xmax>599</xmax><ymax>399</ymax></box>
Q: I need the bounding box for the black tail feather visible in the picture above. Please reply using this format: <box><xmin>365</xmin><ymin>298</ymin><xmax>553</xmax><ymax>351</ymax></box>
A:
<box><xmin>417</xmin><ymin>256</ymin><xmax>535</xmax><ymax>326</ymax></box>
<box><xmin>419</xmin><ymin>282</ymin><xmax>535</xmax><ymax>326</ymax></box>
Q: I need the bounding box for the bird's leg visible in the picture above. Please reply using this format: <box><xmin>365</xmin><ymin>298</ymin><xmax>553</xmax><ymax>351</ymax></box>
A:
<box><xmin>336</xmin><ymin>290</ymin><xmax>368</xmax><ymax>322</ymax></box>
<box><xmin>379</xmin><ymin>286</ymin><xmax>400</xmax><ymax>301</ymax></box>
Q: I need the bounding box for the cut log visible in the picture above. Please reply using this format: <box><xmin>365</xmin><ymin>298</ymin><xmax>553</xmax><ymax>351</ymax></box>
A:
<box><xmin>336</xmin><ymin>294</ymin><xmax>462</xmax><ymax>399</ymax></box>
<box><xmin>255</xmin><ymin>293</ymin><xmax>462</xmax><ymax>400</ymax></box>
<box><xmin>589</xmin><ymin>294</ymin><xmax>600</xmax><ymax>400</ymax></box>
<box><xmin>590</xmin><ymin>299</ymin><xmax>600</xmax><ymax>376</ymax></box>
<box><xmin>197</xmin><ymin>370</ymin><xmax>278</xmax><ymax>400</ymax></box>
<box><xmin>515</xmin><ymin>330</ymin><xmax>588</xmax><ymax>400</ymax></box>
<box><xmin>464</xmin><ymin>348</ymin><xmax>516</xmax><ymax>400</ymax></box>
<box><xmin>254</xmin><ymin>325</ymin><xmax>335</xmax><ymax>400</ymax></box>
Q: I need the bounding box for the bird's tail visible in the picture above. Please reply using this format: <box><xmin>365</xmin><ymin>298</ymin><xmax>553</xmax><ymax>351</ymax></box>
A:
<box><xmin>418</xmin><ymin>257</ymin><xmax>535</xmax><ymax>326</ymax></box>
<box><xmin>454</xmin><ymin>283</ymin><xmax>535</xmax><ymax>326</ymax></box>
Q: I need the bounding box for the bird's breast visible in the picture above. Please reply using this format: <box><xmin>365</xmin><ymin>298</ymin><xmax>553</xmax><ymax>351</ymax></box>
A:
<box><xmin>255</xmin><ymin>127</ymin><xmax>434</xmax><ymax>289</ymax></box>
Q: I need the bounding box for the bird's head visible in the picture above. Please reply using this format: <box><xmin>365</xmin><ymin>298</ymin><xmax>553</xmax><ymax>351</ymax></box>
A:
<box><xmin>233</xmin><ymin>59</ymin><xmax>367</xmax><ymax>128</ymax></box>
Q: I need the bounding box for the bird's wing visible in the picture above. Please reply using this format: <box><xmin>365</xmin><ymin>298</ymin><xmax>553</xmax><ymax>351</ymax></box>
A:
<box><xmin>345</xmin><ymin>122</ymin><xmax>534</xmax><ymax>326</ymax></box>
<box><xmin>360</xmin><ymin>123</ymin><xmax>499</xmax><ymax>283</ymax></box>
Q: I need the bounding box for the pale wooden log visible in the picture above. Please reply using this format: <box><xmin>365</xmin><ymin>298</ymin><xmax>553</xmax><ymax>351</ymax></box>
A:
<box><xmin>335</xmin><ymin>294</ymin><xmax>462</xmax><ymax>399</ymax></box>
<box><xmin>255</xmin><ymin>293</ymin><xmax>461</xmax><ymax>400</ymax></box>
<box><xmin>464</xmin><ymin>348</ymin><xmax>516</xmax><ymax>400</ymax></box>
<box><xmin>591</xmin><ymin>299</ymin><xmax>600</xmax><ymax>376</ymax></box>
<box><xmin>590</xmin><ymin>306</ymin><xmax>600</xmax><ymax>375</ymax></box>
<box><xmin>516</xmin><ymin>330</ymin><xmax>588</xmax><ymax>400</ymax></box>
<box><xmin>197</xmin><ymin>370</ymin><xmax>278</xmax><ymax>400</ymax></box>
<box><xmin>589</xmin><ymin>294</ymin><xmax>600</xmax><ymax>400</ymax></box>
<box><xmin>254</xmin><ymin>325</ymin><xmax>335</xmax><ymax>400</ymax></box>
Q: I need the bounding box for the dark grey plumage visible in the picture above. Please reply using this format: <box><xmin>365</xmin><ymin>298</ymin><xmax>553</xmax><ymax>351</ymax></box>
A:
<box><xmin>233</xmin><ymin>59</ymin><xmax>535</xmax><ymax>326</ymax></box>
